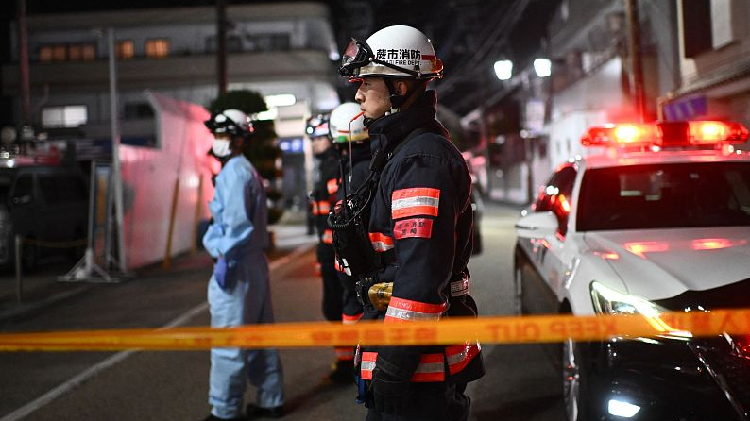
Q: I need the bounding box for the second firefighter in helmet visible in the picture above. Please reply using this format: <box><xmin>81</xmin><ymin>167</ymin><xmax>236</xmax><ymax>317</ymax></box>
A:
<box><xmin>306</xmin><ymin>111</ymin><xmax>353</xmax><ymax>382</ymax></box>
<box><xmin>329</xmin><ymin>101</ymin><xmax>372</xmax><ymax>343</ymax></box>
<box><xmin>337</xmin><ymin>25</ymin><xmax>485</xmax><ymax>421</ymax></box>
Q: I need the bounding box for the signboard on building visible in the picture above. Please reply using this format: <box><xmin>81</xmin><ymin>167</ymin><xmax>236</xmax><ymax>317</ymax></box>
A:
<box><xmin>662</xmin><ymin>94</ymin><xmax>708</xmax><ymax>121</ymax></box>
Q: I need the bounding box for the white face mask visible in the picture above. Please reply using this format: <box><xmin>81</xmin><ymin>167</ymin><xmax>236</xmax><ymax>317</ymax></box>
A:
<box><xmin>212</xmin><ymin>138</ymin><xmax>231</xmax><ymax>158</ymax></box>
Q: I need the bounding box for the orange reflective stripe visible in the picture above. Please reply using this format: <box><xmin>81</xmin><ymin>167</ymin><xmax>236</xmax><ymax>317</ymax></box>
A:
<box><xmin>334</xmin><ymin>258</ymin><xmax>352</xmax><ymax>276</ymax></box>
<box><xmin>360</xmin><ymin>351</ymin><xmax>446</xmax><ymax>382</ymax></box>
<box><xmin>322</xmin><ymin>229</ymin><xmax>333</xmax><ymax>244</ymax></box>
<box><xmin>384</xmin><ymin>297</ymin><xmax>446</xmax><ymax>323</ymax></box>
<box><xmin>411</xmin><ymin>353</ymin><xmax>445</xmax><ymax>382</ymax></box>
<box><xmin>391</xmin><ymin>188</ymin><xmax>440</xmax><ymax>219</ymax></box>
<box><xmin>361</xmin><ymin>351</ymin><xmax>377</xmax><ymax>380</ymax></box>
<box><xmin>327</xmin><ymin>178</ymin><xmax>339</xmax><ymax>195</ymax></box>
<box><xmin>314</xmin><ymin>201</ymin><xmax>331</xmax><ymax>215</ymax></box>
<box><xmin>368</xmin><ymin>232</ymin><xmax>394</xmax><ymax>252</ymax></box>
<box><xmin>446</xmin><ymin>342</ymin><xmax>481</xmax><ymax>374</ymax></box>
<box><xmin>342</xmin><ymin>313</ymin><xmax>363</xmax><ymax>324</ymax></box>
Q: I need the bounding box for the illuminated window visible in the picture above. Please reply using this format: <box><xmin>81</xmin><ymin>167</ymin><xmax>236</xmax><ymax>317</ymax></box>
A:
<box><xmin>68</xmin><ymin>43</ymin><xmax>96</xmax><ymax>61</ymax></box>
<box><xmin>42</xmin><ymin>106</ymin><xmax>88</xmax><ymax>128</ymax></box>
<box><xmin>39</xmin><ymin>45</ymin><xmax>54</xmax><ymax>62</ymax></box>
<box><xmin>145</xmin><ymin>39</ymin><xmax>169</xmax><ymax>58</ymax></box>
<box><xmin>81</xmin><ymin>44</ymin><xmax>96</xmax><ymax>60</ymax></box>
<box><xmin>52</xmin><ymin>45</ymin><xmax>67</xmax><ymax>61</ymax></box>
<box><xmin>116</xmin><ymin>41</ymin><xmax>134</xmax><ymax>59</ymax></box>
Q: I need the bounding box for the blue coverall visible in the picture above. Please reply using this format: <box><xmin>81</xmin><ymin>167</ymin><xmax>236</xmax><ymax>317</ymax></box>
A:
<box><xmin>202</xmin><ymin>155</ymin><xmax>284</xmax><ymax>419</ymax></box>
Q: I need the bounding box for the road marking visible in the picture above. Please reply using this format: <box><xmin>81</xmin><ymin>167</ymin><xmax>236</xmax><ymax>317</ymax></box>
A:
<box><xmin>0</xmin><ymin>242</ymin><xmax>314</xmax><ymax>421</ymax></box>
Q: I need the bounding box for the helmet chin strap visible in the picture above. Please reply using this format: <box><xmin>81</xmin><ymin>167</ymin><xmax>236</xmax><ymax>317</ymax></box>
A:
<box><xmin>363</xmin><ymin>79</ymin><xmax>418</xmax><ymax>127</ymax></box>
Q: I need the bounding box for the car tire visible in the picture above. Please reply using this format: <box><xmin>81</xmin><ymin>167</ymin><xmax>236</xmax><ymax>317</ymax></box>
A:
<box><xmin>562</xmin><ymin>338</ymin><xmax>592</xmax><ymax>421</ymax></box>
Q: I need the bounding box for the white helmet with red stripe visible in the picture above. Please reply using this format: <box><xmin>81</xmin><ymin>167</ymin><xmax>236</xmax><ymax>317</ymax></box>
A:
<box><xmin>339</xmin><ymin>25</ymin><xmax>443</xmax><ymax>80</ymax></box>
<box><xmin>330</xmin><ymin>102</ymin><xmax>367</xmax><ymax>143</ymax></box>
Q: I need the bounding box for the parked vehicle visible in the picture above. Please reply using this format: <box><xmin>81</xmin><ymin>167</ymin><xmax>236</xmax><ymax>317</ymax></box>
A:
<box><xmin>515</xmin><ymin>121</ymin><xmax>750</xmax><ymax>420</ymax></box>
<box><xmin>0</xmin><ymin>162</ymin><xmax>88</xmax><ymax>270</ymax></box>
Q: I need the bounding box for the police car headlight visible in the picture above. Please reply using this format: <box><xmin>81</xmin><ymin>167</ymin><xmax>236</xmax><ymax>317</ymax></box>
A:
<box><xmin>589</xmin><ymin>281</ymin><xmax>661</xmax><ymax>316</ymax></box>
<box><xmin>590</xmin><ymin>281</ymin><xmax>692</xmax><ymax>339</ymax></box>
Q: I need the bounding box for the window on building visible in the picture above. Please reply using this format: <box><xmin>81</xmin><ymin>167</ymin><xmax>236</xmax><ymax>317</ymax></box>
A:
<box><xmin>682</xmin><ymin>0</ymin><xmax>713</xmax><ymax>58</ymax></box>
<box><xmin>68</xmin><ymin>43</ymin><xmax>96</xmax><ymax>61</ymax></box>
<box><xmin>711</xmin><ymin>0</ymin><xmax>734</xmax><ymax>48</ymax></box>
<box><xmin>145</xmin><ymin>39</ymin><xmax>169</xmax><ymax>58</ymax></box>
<box><xmin>116</xmin><ymin>41</ymin><xmax>134</xmax><ymax>59</ymax></box>
<box><xmin>39</xmin><ymin>45</ymin><xmax>54</xmax><ymax>62</ymax></box>
<box><xmin>52</xmin><ymin>45</ymin><xmax>67</xmax><ymax>61</ymax></box>
<box><xmin>42</xmin><ymin>106</ymin><xmax>88</xmax><ymax>128</ymax></box>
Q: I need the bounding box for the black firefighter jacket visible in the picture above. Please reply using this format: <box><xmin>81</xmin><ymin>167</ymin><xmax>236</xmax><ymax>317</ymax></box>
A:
<box><xmin>360</xmin><ymin>90</ymin><xmax>485</xmax><ymax>385</ymax></box>
<box><xmin>336</xmin><ymin>142</ymin><xmax>372</xmax><ymax>323</ymax></box>
<box><xmin>312</xmin><ymin>147</ymin><xmax>340</xmax><ymax>261</ymax></box>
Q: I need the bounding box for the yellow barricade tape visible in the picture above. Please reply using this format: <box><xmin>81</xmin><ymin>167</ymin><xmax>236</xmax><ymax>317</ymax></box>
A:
<box><xmin>1</xmin><ymin>309</ymin><xmax>749</xmax><ymax>352</ymax></box>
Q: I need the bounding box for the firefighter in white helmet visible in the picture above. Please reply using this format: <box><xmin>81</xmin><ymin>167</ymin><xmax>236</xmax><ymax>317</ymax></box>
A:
<box><xmin>328</xmin><ymin>101</ymin><xmax>372</xmax><ymax>374</ymax></box>
<box><xmin>202</xmin><ymin>109</ymin><xmax>284</xmax><ymax>420</ymax></box>
<box><xmin>334</xmin><ymin>25</ymin><xmax>485</xmax><ymax>421</ymax></box>
<box><xmin>306</xmin><ymin>111</ymin><xmax>355</xmax><ymax>382</ymax></box>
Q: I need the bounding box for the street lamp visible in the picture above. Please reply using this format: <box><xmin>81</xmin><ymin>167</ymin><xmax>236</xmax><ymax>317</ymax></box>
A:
<box><xmin>533</xmin><ymin>58</ymin><xmax>552</xmax><ymax>77</ymax></box>
<box><xmin>494</xmin><ymin>60</ymin><xmax>513</xmax><ymax>80</ymax></box>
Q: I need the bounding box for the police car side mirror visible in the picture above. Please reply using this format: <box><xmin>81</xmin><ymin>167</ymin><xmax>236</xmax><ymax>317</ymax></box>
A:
<box><xmin>515</xmin><ymin>211</ymin><xmax>557</xmax><ymax>239</ymax></box>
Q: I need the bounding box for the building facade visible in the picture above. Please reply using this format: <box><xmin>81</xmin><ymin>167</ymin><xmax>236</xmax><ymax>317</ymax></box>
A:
<box><xmin>2</xmin><ymin>2</ymin><xmax>341</xmax><ymax>209</ymax></box>
<box><xmin>665</xmin><ymin>0</ymin><xmax>750</xmax><ymax>150</ymax></box>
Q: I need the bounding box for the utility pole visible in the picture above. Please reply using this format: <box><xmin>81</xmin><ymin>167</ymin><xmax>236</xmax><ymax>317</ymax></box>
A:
<box><xmin>108</xmin><ymin>28</ymin><xmax>128</xmax><ymax>275</ymax></box>
<box><xmin>17</xmin><ymin>0</ymin><xmax>31</xmax><ymax>126</ymax></box>
<box><xmin>216</xmin><ymin>0</ymin><xmax>228</xmax><ymax>95</ymax></box>
<box><xmin>625</xmin><ymin>0</ymin><xmax>645</xmax><ymax>122</ymax></box>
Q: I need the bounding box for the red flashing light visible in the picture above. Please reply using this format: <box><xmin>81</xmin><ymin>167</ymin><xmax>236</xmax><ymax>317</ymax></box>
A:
<box><xmin>581</xmin><ymin>121</ymin><xmax>749</xmax><ymax>148</ymax></box>
<box><xmin>688</xmin><ymin>121</ymin><xmax>749</xmax><ymax>144</ymax></box>
<box><xmin>581</xmin><ymin>124</ymin><xmax>656</xmax><ymax>147</ymax></box>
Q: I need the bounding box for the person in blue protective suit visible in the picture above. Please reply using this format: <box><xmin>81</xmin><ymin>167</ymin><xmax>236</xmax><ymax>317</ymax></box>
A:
<box><xmin>201</xmin><ymin>109</ymin><xmax>284</xmax><ymax>421</ymax></box>
<box><xmin>337</xmin><ymin>25</ymin><xmax>485</xmax><ymax>421</ymax></box>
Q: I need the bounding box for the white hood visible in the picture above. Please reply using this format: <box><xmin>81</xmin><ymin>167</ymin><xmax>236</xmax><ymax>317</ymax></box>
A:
<box><xmin>583</xmin><ymin>227</ymin><xmax>750</xmax><ymax>300</ymax></box>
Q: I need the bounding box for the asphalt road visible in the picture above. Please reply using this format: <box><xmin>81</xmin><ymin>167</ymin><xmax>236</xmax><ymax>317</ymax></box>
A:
<box><xmin>0</xmin><ymin>203</ymin><xmax>565</xmax><ymax>421</ymax></box>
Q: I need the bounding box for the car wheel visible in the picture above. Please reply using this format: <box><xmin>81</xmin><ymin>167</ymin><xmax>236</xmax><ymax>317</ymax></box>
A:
<box><xmin>562</xmin><ymin>338</ymin><xmax>590</xmax><ymax>421</ymax></box>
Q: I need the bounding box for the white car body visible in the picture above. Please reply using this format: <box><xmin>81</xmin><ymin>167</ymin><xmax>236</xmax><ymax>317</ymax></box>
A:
<box><xmin>516</xmin><ymin>148</ymin><xmax>750</xmax><ymax>316</ymax></box>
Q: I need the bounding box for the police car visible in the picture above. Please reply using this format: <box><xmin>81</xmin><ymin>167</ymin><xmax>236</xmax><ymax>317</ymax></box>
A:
<box><xmin>514</xmin><ymin>121</ymin><xmax>750</xmax><ymax>420</ymax></box>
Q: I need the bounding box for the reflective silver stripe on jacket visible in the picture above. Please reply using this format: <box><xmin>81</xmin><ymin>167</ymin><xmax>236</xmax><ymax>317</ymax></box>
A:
<box><xmin>385</xmin><ymin>307</ymin><xmax>442</xmax><ymax>321</ymax></box>
<box><xmin>391</xmin><ymin>196</ymin><xmax>440</xmax><ymax>211</ymax></box>
<box><xmin>450</xmin><ymin>278</ymin><xmax>469</xmax><ymax>297</ymax></box>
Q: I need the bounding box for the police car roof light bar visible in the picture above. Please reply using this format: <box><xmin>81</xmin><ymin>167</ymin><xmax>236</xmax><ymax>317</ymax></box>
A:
<box><xmin>581</xmin><ymin>121</ymin><xmax>749</xmax><ymax>148</ymax></box>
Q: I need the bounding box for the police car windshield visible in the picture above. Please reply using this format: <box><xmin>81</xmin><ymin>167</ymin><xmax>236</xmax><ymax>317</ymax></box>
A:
<box><xmin>577</xmin><ymin>162</ymin><xmax>750</xmax><ymax>230</ymax></box>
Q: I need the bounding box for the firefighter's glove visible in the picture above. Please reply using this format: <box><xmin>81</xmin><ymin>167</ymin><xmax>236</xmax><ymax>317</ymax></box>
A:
<box><xmin>213</xmin><ymin>257</ymin><xmax>228</xmax><ymax>289</ymax></box>
<box><xmin>371</xmin><ymin>367</ymin><xmax>410</xmax><ymax>415</ymax></box>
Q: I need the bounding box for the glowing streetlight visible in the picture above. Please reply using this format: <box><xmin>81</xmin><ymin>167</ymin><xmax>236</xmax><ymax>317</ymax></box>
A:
<box><xmin>494</xmin><ymin>60</ymin><xmax>513</xmax><ymax>80</ymax></box>
<box><xmin>534</xmin><ymin>58</ymin><xmax>552</xmax><ymax>77</ymax></box>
